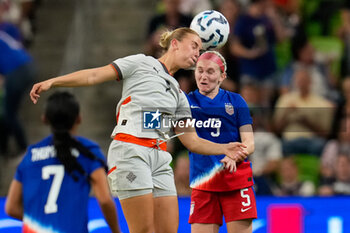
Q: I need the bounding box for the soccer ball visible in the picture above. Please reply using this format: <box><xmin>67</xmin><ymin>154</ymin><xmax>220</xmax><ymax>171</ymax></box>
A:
<box><xmin>190</xmin><ymin>10</ymin><xmax>230</xmax><ymax>50</ymax></box>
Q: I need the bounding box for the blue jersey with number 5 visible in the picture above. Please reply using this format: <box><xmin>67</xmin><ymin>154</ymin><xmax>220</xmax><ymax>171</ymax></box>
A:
<box><xmin>14</xmin><ymin>135</ymin><xmax>106</xmax><ymax>233</ymax></box>
<box><xmin>187</xmin><ymin>89</ymin><xmax>254</xmax><ymax>191</ymax></box>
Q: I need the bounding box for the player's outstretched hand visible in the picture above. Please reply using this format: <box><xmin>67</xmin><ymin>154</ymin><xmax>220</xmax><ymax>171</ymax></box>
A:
<box><xmin>30</xmin><ymin>80</ymin><xmax>53</xmax><ymax>104</ymax></box>
<box><xmin>220</xmin><ymin>156</ymin><xmax>237</xmax><ymax>173</ymax></box>
<box><xmin>224</xmin><ymin>142</ymin><xmax>248</xmax><ymax>162</ymax></box>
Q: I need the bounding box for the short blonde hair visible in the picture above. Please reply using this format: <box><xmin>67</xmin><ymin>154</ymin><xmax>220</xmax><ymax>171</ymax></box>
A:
<box><xmin>159</xmin><ymin>27</ymin><xmax>199</xmax><ymax>51</ymax></box>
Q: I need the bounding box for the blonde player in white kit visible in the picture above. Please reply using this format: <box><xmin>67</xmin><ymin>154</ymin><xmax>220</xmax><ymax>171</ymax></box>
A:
<box><xmin>30</xmin><ymin>27</ymin><xmax>248</xmax><ymax>233</ymax></box>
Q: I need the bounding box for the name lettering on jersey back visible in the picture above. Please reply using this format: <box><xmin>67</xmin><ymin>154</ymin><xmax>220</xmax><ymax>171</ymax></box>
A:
<box><xmin>31</xmin><ymin>146</ymin><xmax>80</xmax><ymax>161</ymax></box>
<box><xmin>31</xmin><ymin>146</ymin><xmax>56</xmax><ymax>161</ymax></box>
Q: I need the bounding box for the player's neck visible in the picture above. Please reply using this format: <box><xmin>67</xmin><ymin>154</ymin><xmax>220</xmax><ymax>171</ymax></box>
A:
<box><xmin>199</xmin><ymin>89</ymin><xmax>219</xmax><ymax>99</ymax></box>
<box><xmin>158</xmin><ymin>55</ymin><xmax>178</xmax><ymax>76</ymax></box>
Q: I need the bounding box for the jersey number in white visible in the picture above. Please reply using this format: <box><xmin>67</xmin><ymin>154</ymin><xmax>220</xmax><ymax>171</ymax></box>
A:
<box><xmin>240</xmin><ymin>188</ymin><xmax>251</xmax><ymax>207</ymax></box>
<box><xmin>210</xmin><ymin>118</ymin><xmax>221</xmax><ymax>137</ymax></box>
<box><xmin>42</xmin><ymin>165</ymin><xmax>64</xmax><ymax>214</ymax></box>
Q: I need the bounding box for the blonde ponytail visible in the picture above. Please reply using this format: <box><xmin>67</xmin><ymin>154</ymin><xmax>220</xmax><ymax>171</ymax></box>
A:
<box><xmin>159</xmin><ymin>27</ymin><xmax>199</xmax><ymax>52</ymax></box>
<box><xmin>159</xmin><ymin>30</ymin><xmax>173</xmax><ymax>50</ymax></box>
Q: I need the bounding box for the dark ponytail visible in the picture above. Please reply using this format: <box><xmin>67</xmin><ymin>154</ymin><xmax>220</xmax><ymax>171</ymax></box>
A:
<box><xmin>45</xmin><ymin>91</ymin><xmax>107</xmax><ymax>181</ymax></box>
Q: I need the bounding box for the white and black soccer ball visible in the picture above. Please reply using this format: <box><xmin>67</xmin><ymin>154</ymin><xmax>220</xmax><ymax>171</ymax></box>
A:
<box><xmin>190</xmin><ymin>10</ymin><xmax>230</xmax><ymax>50</ymax></box>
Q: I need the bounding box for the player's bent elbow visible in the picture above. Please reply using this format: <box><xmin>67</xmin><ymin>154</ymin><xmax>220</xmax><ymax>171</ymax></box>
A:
<box><xmin>250</xmin><ymin>143</ymin><xmax>255</xmax><ymax>155</ymax></box>
<box><xmin>5</xmin><ymin>204</ymin><xmax>22</xmax><ymax>220</ymax></box>
<box><xmin>4</xmin><ymin>203</ymin><xmax>12</xmax><ymax>217</ymax></box>
<box><xmin>245</xmin><ymin>140</ymin><xmax>255</xmax><ymax>155</ymax></box>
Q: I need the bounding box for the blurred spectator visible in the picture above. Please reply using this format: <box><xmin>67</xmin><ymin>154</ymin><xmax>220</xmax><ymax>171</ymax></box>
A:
<box><xmin>241</xmin><ymin>83</ymin><xmax>282</xmax><ymax>195</ymax></box>
<box><xmin>174</xmin><ymin>153</ymin><xmax>191</xmax><ymax>196</ymax></box>
<box><xmin>231</xmin><ymin>0</ymin><xmax>286</xmax><ymax>107</ymax></box>
<box><xmin>218</xmin><ymin>0</ymin><xmax>241</xmax><ymax>92</ymax></box>
<box><xmin>304</xmin><ymin>0</ymin><xmax>343</xmax><ymax>37</ymax></box>
<box><xmin>0</xmin><ymin>21</ymin><xmax>36</xmax><ymax>155</ymax></box>
<box><xmin>272</xmin><ymin>0</ymin><xmax>302</xmax><ymax>38</ymax></box>
<box><xmin>321</xmin><ymin>117</ymin><xmax>350</xmax><ymax>186</ymax></box>
<box><xmin>251</xmin><ymin>113</ymin><xmax>282</xmax><ymax>195</ymax></box>
<box><xmin>273</xmin><ymin>156</ymin><xmax>315</xmax><ymax>196</ymax></box>
<box><xmin>319</xmin><ymin>153</ymin><xmax>350</xmax><ymax>196</ymax></box>
<box><xmin>240</xmin><ymin>82</ymin><xmax>261</xmax><ymax>107</ymax></box>
<box><xmin>273</xmin><ymin>68</ymin><xmax>334</xmax><ymax>156</ymax></box>
<box><xmin>280</xmin><ymin>34</ymin><xmax>339</xmax><ymax>102</ymax></box>
<box><xmin>338</xmin><ymin>2</ymin><xmax>350</xmax><ymax>77</ymax></box>
<box><xmin>0</xmin><ymin>0</ymin><xmax>38</xmax><ymax>47</ymax></box>
<box><xmin>335</xmin><ymin>76</ymin><xmax>350</xmax><ymax>125</ymax></box>
<box><xmin>250</xmin><ymin>128</ymin><xmax>282</xmax><ymax>195</ymax></box>
<box><xmin>321</xmin><ymin>77</ymin><xmax>350</xmax><ymax>181</ymax></box>
<box><xmin>178</xmin><ymin>0</ymin><xmax>212</xmax><ymax>16</ymax></box>
<box><xmin>145</xmin><ymin>0</ymin><xmax>192</xmax><ymax>58</ymax></box>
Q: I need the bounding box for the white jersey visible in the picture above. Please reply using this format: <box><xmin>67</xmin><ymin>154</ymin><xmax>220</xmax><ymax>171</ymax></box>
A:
<box><xmin>110</xmin><ymin>54</ymin><xmax>191</xmax><ymax>139</ymax></box>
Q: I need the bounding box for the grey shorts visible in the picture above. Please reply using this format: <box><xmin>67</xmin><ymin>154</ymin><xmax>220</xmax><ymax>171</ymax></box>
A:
<box><xmin>107</xmin><ymin>140</ymin><xmax>177</xmax><ymax>200</ymax></box>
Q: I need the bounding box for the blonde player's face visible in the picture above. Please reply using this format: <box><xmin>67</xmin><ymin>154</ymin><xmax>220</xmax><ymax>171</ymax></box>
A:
<box><xmin>176</xmin><ymin>34</ymin><xmax>202</xmax><ymax>68</ymax></box>
<box><xmin>195</xmin><ymin>59</ymin><xmax>225</xmax><ymax>96</ymax></box>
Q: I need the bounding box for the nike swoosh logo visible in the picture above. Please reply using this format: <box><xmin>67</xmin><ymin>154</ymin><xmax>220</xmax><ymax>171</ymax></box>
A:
<box><xmin>241</xmin><ymin>207</ymin><xmax>252</xmax><ymax>212</ymax></box>
<box><xmin>190</xmin><ymin>105</ymin><xmax>201</xmax><ymax>109</ymax></box>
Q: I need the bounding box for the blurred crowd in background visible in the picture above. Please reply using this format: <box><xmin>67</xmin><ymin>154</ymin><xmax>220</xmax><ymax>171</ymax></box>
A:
<box><xmin>0</xmin><ymin>0</ymin><xmax>38</xmax><ymax>155</ymax></box>
<box><xmin>1</xmin><ymin>0</ymin><xmax>350</xmax><ymax>197</ymax></box>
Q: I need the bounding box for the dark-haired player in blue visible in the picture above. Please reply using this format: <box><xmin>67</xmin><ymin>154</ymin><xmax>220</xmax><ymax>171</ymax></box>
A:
<box><xmin>5</xmin><ymin>91</ymin><xmax>121</xmax><ymax>233</ymax></box>
<box><xmin>187</xmin><ymin>51</ymin><xmax>257</xmax><ymax>233</ymax></box>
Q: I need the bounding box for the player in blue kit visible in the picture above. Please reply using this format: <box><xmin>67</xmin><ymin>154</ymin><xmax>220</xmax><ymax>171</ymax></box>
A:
<box><xmin>187</xmin><ymin>51</ymin><xmax>257</xmax><ymax>233</ymax></box>
<box><xmin>5</xmin><ymin>91</ymin><xmax>120</xmax><ymax>233</ymax></box>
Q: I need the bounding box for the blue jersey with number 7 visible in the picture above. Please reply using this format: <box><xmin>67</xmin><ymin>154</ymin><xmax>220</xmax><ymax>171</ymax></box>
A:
<box><xmin>14</xmin><ymin>135</ymin><xmax>106</xmax><ymax>233</ymax></box>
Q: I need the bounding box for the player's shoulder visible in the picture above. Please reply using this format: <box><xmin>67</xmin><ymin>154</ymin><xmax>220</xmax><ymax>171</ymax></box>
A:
<box><xmin>127</xmin><ymin>54</ymin><xmax>161</xmax><ymax>66</ymax></box>
<box><xmin>19</xmin><ymin>135</ymin><xmax>53</xmax><ymax>164</ymax></box>
<box><xmin>187</xmin><ymin>89</ymin><xmax>202</xmax><ymax>103</ymax></box>
<box><xmin>114</xmin><ymin>53</ymin><xmax>147</xmax><ymax>63</ymax></box>
<box><xmin>221</xmin><ymin>89</ymin><xmax>247</xmax><ymax>105</ymax></box>
<box><xmin>29</xmin><ymin>135</ymin><xmax>53</xmax><ymax>149</ymax></box>
<box><xmin>222</xmin><ymin>89</ymin><xmax>241</xmax><ymax>98</ymax></box>
<box><xmin>75</xmin><ymin>136</ymin><xmax>101</xmax><ymax>149</ymax></box>
<box><xmin>187</xmin><ymin>90</ymin><xmax>195</xmax><ymax>99</ymax></box>
<box><xmin>74</xmin><ymin>136</ymin><xmax>106</xmax><ymax>163</ymax></box>
<box><xmin>122</xmin><ymin>53</ymin><xmax>146</xmax><ymax>61</ymax></box>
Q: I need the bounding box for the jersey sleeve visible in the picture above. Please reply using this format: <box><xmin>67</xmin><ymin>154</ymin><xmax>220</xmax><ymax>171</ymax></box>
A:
<box><xmin>87</xmin><ymin>145</ymin><xmax>106</xmax><ymax>175</ymax></box>
<box><xmin>76</xmin><ymin>137</ymin><xmax>107</xmax><ymax>175</ymax></box>
<box><xmin>110</xmin><ymin>54</ymin><xmax>144</xmax><ymax>81</ymax></box>
<box><xmin>14</xmin><ymin>163</ymin><xmax>23</xmax><ymax>183</ymax></box>
<box><xmin>236</xmin><ymin>94</ymin><xmax>253</xmax><ymax>127</ymax></box>
<box><xmin>14</xmin><ymin>150</ymin><xmax>32</xmax><ymax>183</ymax></box>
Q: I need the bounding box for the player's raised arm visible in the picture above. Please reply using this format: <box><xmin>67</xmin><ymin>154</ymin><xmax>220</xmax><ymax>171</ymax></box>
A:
<box><xmin>30</xmin><ymin>65</ymin><xmax>117</xmax><ymax>104</ymax></box>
